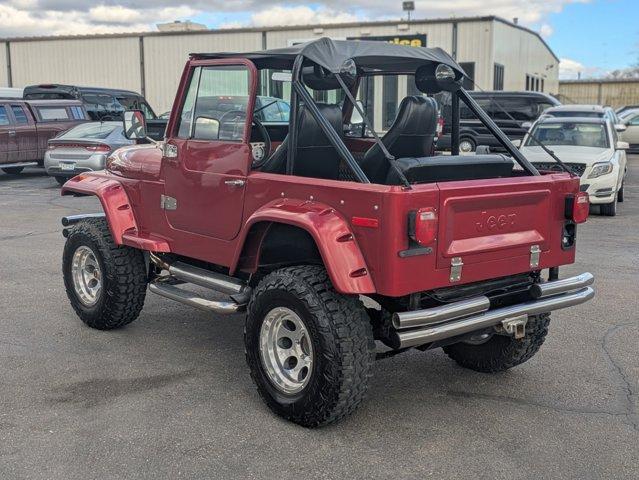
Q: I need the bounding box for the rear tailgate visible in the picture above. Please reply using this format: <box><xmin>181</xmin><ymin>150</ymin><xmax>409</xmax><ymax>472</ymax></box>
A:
<box><xmin>436</xmin><ymin>180</ymin><xmax>552</xmax><ymax>269</ymax></box>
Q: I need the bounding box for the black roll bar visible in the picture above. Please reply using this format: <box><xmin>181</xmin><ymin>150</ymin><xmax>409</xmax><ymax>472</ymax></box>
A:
<box><xmin>451</xmin><ymin>92</ymin><xmax>460</xmax><ymax>156</ymax></box>
<box><xmin>456</xmin><ymin>89</ymin><xmax>540</xmax><ymax>175</ymax></box>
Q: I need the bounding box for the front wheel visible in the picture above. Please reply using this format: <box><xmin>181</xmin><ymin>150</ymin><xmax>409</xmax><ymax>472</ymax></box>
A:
<box><xmin>63</xmin><ymin>218</ymin><xmax>147</xmax><ymax>329</ymax></box>
<box><xmin>245</xmin><ymin>265</ymin><xmax>375</xmax><ymax>427</ymax></box>
<box><xmin>617</xmin><ymin>182</ymin><xmax>624</xmax><ymax>203</ymax></box>
<box><xmin>2</xmin><ymin>167</ymin><xmax>24</xmax><ymax>175</ymax></box>
<box><xmin>459</xmin><ymin>138</ymin><xmax>476</xmax><ymax>154</ymax></box>
<box><xmin>600</xmin><ymin>197</ymin><xmax>617</xmax><ymax>216</ymax></box>
<box><xmin>443</xmin><ymin>313</ymin><xmax>550</xmax><ymax>373</ymax></box>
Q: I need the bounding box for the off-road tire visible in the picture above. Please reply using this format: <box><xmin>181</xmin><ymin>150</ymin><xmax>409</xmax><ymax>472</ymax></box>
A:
<box><xmin>443</xmin><ymin>313</ymin><xmax>550</xmax><ymax>373</ymax></box>
<box><xmin>2</xmin><ymin>167</ymin><xmax>24</xmax><ymax>175</ymax></box>
<box><xmin>245</xmin><ymin>265</ymin><xmax>375</xmax><ymax>427</ymax></box>
<box><xmin>600</xmin><ymin>198</ymin><xmax>617</xmax><ymax>216</ymax></box>
<box><xmin>617</xmin><ymin>183</ymin><xmax>624</xmax><ymax>203</ymax></box>
<box><xmin>63</xmin><ymin>218</ymin><xmax>147</xmax><ymax>330</ymax></box>
<box><xmin>55</xmin><ymin>176</ymin><xmax>69</xmax><ymax>186</ymax></box>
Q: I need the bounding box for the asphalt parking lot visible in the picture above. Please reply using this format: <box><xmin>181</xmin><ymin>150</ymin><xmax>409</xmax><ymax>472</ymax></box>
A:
<box><xmin>1</xmin><ymin>159</ymin><xmax>638</xmax><ymax>480</ymax></box>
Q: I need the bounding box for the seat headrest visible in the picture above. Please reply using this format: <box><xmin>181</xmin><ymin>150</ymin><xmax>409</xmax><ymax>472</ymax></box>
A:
<box><xmin>392</xmin><ymin>96</ymin><xmax>439</xmax><ymax>135</ymax></box>
<box><xmin>297</xmin><ymin>103</ymin><xmax>343</xmax><ymax>147</ymax></box>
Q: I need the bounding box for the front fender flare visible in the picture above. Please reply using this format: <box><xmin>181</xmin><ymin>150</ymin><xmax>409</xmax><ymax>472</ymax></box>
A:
<box><xmin>61</xmin><ymin>174</ymin><xmax>169</xmax><ymax>252</ymax></box>
<box><xmin>232</xmin><ymin>199</ymin><xmax>376</xmax><ymax>295</ymax></box>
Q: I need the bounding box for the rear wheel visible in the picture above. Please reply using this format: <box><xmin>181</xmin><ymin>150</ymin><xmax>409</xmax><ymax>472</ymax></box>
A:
<box><xmin>443</xmin><ymin>313</ymin><xmax>550</xmax><ymax>373</ymax></box>
<box><xmin>600</xmin><ymin>197</ymin><xmax>617</xmax><ymax>216</ymax></box>
<box><xmin>459</xmin><ymin>138</ymin><xmax>476</xmax><ymax>154</ymax></box>
<box><xmin>63</xmin><ymin>218</ymin><xmax>147</xmax><ymax>330</ymax></box>
<box><xmin>2</xmin><ymin>167</ymin><xmax>24</xmax><ymax>175</ymax></box>
<box><xmin>245</xmin><ymin>265</ymin><xmax>375</xmax><ymax>427</ymax></box>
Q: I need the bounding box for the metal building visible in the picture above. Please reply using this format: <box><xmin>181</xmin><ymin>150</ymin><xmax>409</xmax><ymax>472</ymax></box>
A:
<box><xmin>0</xmin><ymin>15</ymin><xmax>558</xmax><ymax>119</ymax></box>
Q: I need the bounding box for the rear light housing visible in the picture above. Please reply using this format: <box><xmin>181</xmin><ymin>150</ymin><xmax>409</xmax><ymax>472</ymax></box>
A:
<box><xmin>565</xmin><ymin>192</ymin><xmax>589</xmax><ymax>224</ymax></box>
<box><xmin>408</xmin><ymin>207</ymin><xmax>438</xmax><ymax>245</ymax></box>
<box><xmin>48</xmin><ymin>143</ymin><xmax>110</xmax><ymax>153</ymax></box>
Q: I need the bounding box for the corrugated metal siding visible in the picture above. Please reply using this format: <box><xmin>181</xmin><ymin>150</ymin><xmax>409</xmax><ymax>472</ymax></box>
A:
<box><xmin>0</xmin><ymin>42</ymin><xmax>7</xmax><ymax>86</ymax></box>
<box><xmin>10</xmin><ymin>37</ymin><xmax>141</xmax><ymax>93</ymax></box>
<box><xmin>265</xmin><ymin>22</ymin><xmax>452</xmax><ymax>51</ymax></box>
<box><xmin>559</xmin><ymin>81</ymin><xmax>639</xmax><ymax>108</ymax></box>
<box><xmin>144</xmin><ymin>31</ymin><xmax>262</xmax><ymax>113</ymax></box>
<box><xmin>493</xmin><ymin>22</ymin><xmax>558</xmax><ymax>93</ymax></box>
<box><xmin>456</xmin><ymin>21</ymin><xmax>493</xmax><ymax>90</ymax></box>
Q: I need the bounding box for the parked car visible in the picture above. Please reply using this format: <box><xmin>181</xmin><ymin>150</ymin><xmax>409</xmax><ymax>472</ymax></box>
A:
<box><xmin>436</xmin><ymin>91</ymin><xmax>560</xmax><ymax>152</ymax></box>
<box><xmin>618</xmin><ymin>109</ymin><xmax>639</xmax><ymax>152</ymax></box>
<box><xmin>542</xmin><ymin>104</ymin><xmax>625</xmax><ymax>132</ymax></box>
<box><xmin>519</xmin><ymin>116</ymin><xmax>627</xmax><ymax>216</ymax></box>
<box><xmin>23</xmin><ymin>84</ymin><xmax>167</xmax><ymax>141</ymax></box>
<box><xmin>44</xmin><ymin>121</ymin><xmax>134</xmax><ymax>185</ymax></box>
<box><xmin>60</xmin><ymin>39</ymin><xmax>593</xmax><ymax>427</ymax></box>
<box><xmin>0</xmin><ymin>99</ymin><xmax>88</xmax><ymax>175</ymax></box>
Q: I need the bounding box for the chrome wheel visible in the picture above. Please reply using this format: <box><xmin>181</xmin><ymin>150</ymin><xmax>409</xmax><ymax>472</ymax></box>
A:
<box><xmin>259</xmin><ymin>307</ymin><xmax>313</xmax><ymax>394</ymax></box>
<box><xmin>459</xmin><ymin>140</ymin><xmax>474</xmax><ymax>153</ymax></box>
<box><xmin>71</xmin><ymin>245</ymin><xmax>102</xmax><ymax>306</ymax></box>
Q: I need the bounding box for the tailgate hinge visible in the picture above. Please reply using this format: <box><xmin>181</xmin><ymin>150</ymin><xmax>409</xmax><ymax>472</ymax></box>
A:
<box><xmin>160</xmin><ymin>194</ymin><xmax>177</xmax><ymax>211</ymax></box>
<box><xmin>529</xmin><ymin>244</ymin><xmax>541</xmax><ymax>268</ymax></box>
<box><xmin>450</xmin><ymin>257</ymin><xmax>463</xmax><ymax>282</ymax></box>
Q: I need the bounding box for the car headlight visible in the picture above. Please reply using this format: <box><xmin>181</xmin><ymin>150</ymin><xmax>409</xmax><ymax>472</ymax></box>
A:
<box><xmin>587</xmin><ymin>162</ymin><xmax>613</xmax><ymax>179</ymax></box>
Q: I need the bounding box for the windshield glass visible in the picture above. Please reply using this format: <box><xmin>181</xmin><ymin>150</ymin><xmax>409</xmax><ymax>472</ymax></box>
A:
<box><xmin>526</xmin><ymin>122</ymin><xmax>609</xmax><ymax>148</ymax></box>
<box><xmin>546</xmin><ymin>111</ymin><xmax>603</xmax><ymax>118</ymax></box>
<box><xmin>59</xmin><ymin>122</ymin><xmax>119</xmax><ymax>140</ymax></box>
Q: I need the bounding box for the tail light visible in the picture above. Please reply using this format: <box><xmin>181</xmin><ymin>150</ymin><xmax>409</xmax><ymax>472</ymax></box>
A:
<box><xmin>566</xmin><ymin>192</ymin><xmax>589</xmax><ymax>224</ymax></box>
<box><xmin>436</xmin><ymin>117</ymin><xmax>444</xmax><ymax>138</ymax></box>
<box><xmin>409</xmin><ymin>207</ymin><xmax>438</xmax><ymax>245</ymax></box>
<box><xmin>48</xmin><ymin>143</ymin><xmax>110</xmax><ymax>153</ymax></box>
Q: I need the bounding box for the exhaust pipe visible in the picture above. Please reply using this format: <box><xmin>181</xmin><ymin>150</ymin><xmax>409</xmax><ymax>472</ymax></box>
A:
<box><xmin>392</xmin><ymin>286</ymin><xmax>594</xmax><ymax>349</ymax></box>
<box><xmin>530</xmin><ymin>272</ymin><xmax>594</xmax><ymax>299</ymax></box>
<box><xmin>149</xmin><ymin>282</ymin><xmax>244</xmax><ymax>314</ymax></box>
<box><xmin>393</xmin><ymin>296</ymin><xmax>490</xmax><ymax>330</ymax></box>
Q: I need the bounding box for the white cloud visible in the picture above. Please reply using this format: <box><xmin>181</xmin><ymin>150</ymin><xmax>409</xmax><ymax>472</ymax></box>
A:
<box><xmin>250</xmin><ymin>6</ymin><xmax>359</xmax><ymax>27</ymax></box>
<box><xmin>559</xmin><ymin>57</ymin><xmax>605</xmax><ymax>79</ymax></box>
<box><xmin>0</xmin><ymin>0</ymin><xmax>593</xmax><ymax>41</ymax></box>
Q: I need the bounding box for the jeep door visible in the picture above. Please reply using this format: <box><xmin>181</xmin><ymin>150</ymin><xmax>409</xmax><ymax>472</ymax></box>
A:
<box><xmin>162</xmin><ymin>60</ymin><xmax>256</xmax><ymax>240</ymax></box>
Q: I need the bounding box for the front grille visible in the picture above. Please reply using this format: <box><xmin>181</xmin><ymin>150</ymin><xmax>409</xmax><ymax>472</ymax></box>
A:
<box><xmin>532</xmin><ymin>162</ymin><xmax>587</xmax><ymax>177</ymax></box>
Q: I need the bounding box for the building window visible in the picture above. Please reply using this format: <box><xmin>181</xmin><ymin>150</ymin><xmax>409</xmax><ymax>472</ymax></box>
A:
<box><xmin>407</xmin><ymin>75</ymin><xmax>421</xmax><ymax>96</ymax></box>
<box><xmin>382</xmin><ymin>75</ymin><xmax>398</xmax><ymax>129</ymax></box>
<box><xmin>493</xmin><ymin>64</ymin><xmax>504</xmax><ymax>90</ymax></box>
<box><xmin>541</xmin><ymin>79</ymin><xmax>545</xmax><ymax>92</ymax></box>
<box><xmin>459</xmin><ymin>62</ymin><xmax>475</xmax><ymax>90</ymax></box>
<box><xmin>525</xmin><ymin>75</ymin><xmax>530</xmax><ymax>91</ymax></box>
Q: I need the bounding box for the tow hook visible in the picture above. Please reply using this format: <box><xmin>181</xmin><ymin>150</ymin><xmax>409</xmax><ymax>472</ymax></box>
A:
<box><xmin>500</xmin><ymin>315</ymin><xmax>528</xmax><ymax>339</ymax></box>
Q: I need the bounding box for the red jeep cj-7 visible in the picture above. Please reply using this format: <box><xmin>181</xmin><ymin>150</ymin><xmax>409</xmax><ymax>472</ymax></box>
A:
<box><xmin>60</xmin><ymin>38</ymin><xmax>594</xmax><ymax>427</ymax></box>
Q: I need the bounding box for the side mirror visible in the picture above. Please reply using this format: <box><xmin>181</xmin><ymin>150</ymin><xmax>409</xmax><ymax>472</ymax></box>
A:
<box><xmin>615</xmin><ymin>123</ymin><xmax>627</xmax><ymax>132</ymax></box>
<box><xmin>123</xmin><ymin>110</ymin><xmax>147</xmax><ymax>140</ymax></box>
<box><xmin>511</xmin><ymin>139</ymin><xmax>522</xmax><ymax>148</ymax></box>
<box><xmin>616</xmin><ymin>141</ymin><xmax>629</xmax><ymax>150</ymax></box>
<box><xmin>521</xmin><ymin>121</ymin><xmax>532</xmax><ymax>130</ymax></box>
<box><xmin>193</xmin><ymin>116</ymin><xmax>220</xmax><ymax>140</ymax></box>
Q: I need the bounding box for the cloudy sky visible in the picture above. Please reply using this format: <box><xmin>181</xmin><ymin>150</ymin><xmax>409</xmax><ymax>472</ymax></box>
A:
<box><xmin>0</xmin><ymin>0</ymin><xmax>635</xmax><ymax>78</ymax></box>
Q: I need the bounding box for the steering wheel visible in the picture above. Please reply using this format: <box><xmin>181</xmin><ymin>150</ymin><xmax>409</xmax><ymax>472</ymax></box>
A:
<box><xmin>250</xmin><ymin>117</ymin><xmax>272</xmax><ymax>169</ymax></box>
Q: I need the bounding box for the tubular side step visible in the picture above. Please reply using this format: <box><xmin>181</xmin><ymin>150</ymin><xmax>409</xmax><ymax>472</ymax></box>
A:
<box><xmin>149</xmin><ymin>282</ymin><xmax>244</xmax><ymax>314</ymax></box>
<box><xmin>160</xmin><ymin>260</ymin><xmax>248</xmax><ymax>296</ymax></box>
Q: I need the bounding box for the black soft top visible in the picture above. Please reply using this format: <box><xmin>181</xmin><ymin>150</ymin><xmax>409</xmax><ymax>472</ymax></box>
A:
<box><xmin>192</xmin><ymin>37</ymin><xmax>464</xmax><ymax>76</ymax></box>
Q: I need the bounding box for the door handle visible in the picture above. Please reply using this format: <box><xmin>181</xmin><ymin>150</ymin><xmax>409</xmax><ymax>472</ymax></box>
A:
<box><xmin>224</xmin><ymin>179</ymin><xmax>245</xmax><ymax>187</ymax></box>
<box><xmin>8</xmin><ymin>130</ymin><xmax>16</xmax><ymax>136</ymax></box>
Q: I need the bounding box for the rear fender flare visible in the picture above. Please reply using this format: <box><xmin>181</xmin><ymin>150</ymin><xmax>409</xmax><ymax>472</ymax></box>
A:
<box><xmin>61</xmin><ymin>175</ymin><xmax>136</xmax><ymax>245</ymax></box>
<box><xmin>232</xmin><ymin>199</ymin><xmax>376</xmax><ymax>295</ymax></box>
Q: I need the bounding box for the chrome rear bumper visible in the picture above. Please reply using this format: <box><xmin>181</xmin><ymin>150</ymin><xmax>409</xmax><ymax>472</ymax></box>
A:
<box><xmin>391</xmin><ymin>273</ymin><xmax>595</xmax><ymax>349</ymax></box>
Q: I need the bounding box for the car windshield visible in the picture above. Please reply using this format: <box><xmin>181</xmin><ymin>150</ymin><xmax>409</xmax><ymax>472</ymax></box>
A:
<box><xmin>547</xmin><ymin>111</ymin><xmax>603</xmax><ymax>118</ymax></box>
<box><xmin>59</xmin><ymin>123</ymin><xmax>119</xmax><ymax>140</ymax></box>
<box><xmin>619</xmin><ymin>109</ymin><xmax>639</xmax><ymax>120</ymax></box>
<box><xmin>526</xmin><ymin>122</ymin><xmax>609</xmax><ymax>148</ymax></box>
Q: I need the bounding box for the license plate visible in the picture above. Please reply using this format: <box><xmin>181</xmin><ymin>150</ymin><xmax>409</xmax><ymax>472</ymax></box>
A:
<box><xmin>60</xmin><ymin>163</ymin><xmax>75</xmax><ymax>171</ymax></box>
